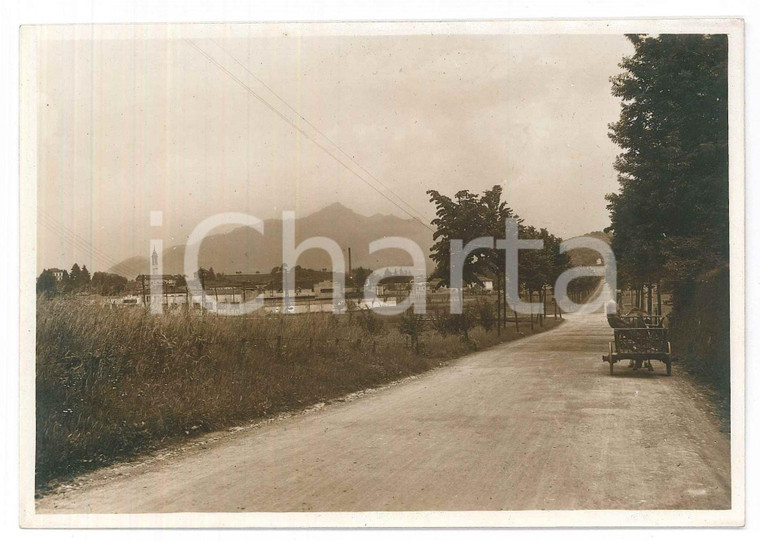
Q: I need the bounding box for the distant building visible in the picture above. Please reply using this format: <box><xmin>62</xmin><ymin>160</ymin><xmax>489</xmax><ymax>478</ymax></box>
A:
<box><xmin>225</xmin><ymin>273</ymin><xmax>273</xmax><ymax>287</ymax></box>
<box><xmin>378</xmin><ymin>275</ymin><xmax>414</xmax><ymax>293</ymax></box>
<box><xmin>48</xmin><ymin>268</ymin><xmax>65</xmax><ymax>281</ymax></box>
<box><xmin>313</xmin><ymin>280</ymin><xmax>359</xmax><ymax>299</ymax></box>
<box><xmin>314</xmin><ymin>280</ymin><xmax>338</xmax><ymax>298</ymax></box>
<box><xmin>135</xmin><ymin>274</ymin><xmax>177</xmax><ymax>287</ymax></box>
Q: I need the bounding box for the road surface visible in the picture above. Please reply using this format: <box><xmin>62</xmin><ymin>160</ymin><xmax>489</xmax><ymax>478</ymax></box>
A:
<box><xmin>38</xmin><ymin>306</ymin><xmax>731</xmax><ymax>513</ymax></box>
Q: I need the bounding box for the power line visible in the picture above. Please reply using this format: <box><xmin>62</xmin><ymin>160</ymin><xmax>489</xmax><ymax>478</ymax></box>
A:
<box><xmin>38</xmin><ymin>221</ymin><xmax>117</xmax><ymax>272</ymax></box>
<box><xmin>41</xmin><ymin>39</ymin><xmax>438</xmax><ymax>278</ymax></box>
<box><xmin>39</xmin><ymin>219</ymin><xmax>105</xmax><ymax>265</ymax></box>
<box><xmin>186</xmin><ymin>39</ymin><xmax>430</xmax><ymax>229</ymax></box>
<box><xmin>38</xmin><ymin>212</ymin><xmax>122</xmax><ymax>271</ymax></box>
<box><xmin>207</xmin><ymin>38</ymin><xmax>433</xmax><ymax>228</ymax></box>
<box><xmin>39</xmin><ymin>211</ymin><xmax>119</xmax><ymax>265</ymax></box>
<box><xmin>184</xmin><ymin>38</ymin><xmax>435</xmax><ymax>233</ymax></box>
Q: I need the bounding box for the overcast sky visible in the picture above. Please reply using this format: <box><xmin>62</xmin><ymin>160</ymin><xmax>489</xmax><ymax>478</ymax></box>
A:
<box><xmin>35</xmin><ymin>28</ymin><xmax>633</xmax><ymax>273</ymax></box>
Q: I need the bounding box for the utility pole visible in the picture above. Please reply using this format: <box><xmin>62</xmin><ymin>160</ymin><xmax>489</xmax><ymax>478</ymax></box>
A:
<box><xmin>347</xmin><ymin>247</ymin><xmax>352</xmax><ymax>286</ymax></box>
<box><xmin>199</xmin><ymin>269</ymin><xmax>206</xmax><ymax>314</ymax></box>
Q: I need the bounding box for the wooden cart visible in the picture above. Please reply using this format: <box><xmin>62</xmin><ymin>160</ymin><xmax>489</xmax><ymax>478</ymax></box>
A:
<box><xmin>617</xmin><ymin>315</ymin><xmax>665</xmax><ymax>328</ymax></box>
<box><xmin>606</xmin><ymin>327</ymin><xmax>672</xmax><ymax>376</ymax></box>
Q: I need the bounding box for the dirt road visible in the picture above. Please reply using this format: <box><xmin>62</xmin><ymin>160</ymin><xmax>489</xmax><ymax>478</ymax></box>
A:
<box><xmin>38</xmin><ymin>307</ymin><xmax>731</xmax><ymax>513</ymax></box>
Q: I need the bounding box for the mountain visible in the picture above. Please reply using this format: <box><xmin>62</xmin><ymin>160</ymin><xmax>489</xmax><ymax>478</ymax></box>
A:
<box><xmin>108</xmin><ymin>203</ymin><xmax>435</xmax><ymax>279</ymax></box>
<box><xmin>108</xmin><ymin>206</ymin><xmax>613</xmax><ymax>280</ymax></box>
<box><xmin>108</xmin><ymin>256</ymin><xmax>151</xmax><ymax>279</ymax></box>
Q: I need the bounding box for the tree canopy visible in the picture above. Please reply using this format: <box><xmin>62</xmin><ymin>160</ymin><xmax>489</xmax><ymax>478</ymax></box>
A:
<box><xmin>606</xmin><ymin>34</ymin><xmax>729</xmax><ymax>285</ymax></box>
<box><xmin>90</xmin><ymin>272</ymin><xmax>128</xmax><ymax>295</ymax></box>
<box><xmin>427</xmin><ymin>185</ymin><xmax>569</xmax><ymax>295</ymax></box>
<box><xmin>36</xmin><ymin>270</ymin><xmax>57</xmax><ymax>296</ymax></box>
<box><xmin>427</xmin><ymin>186</ymin><xmax>516</xmax><ymax>287</ymax></box>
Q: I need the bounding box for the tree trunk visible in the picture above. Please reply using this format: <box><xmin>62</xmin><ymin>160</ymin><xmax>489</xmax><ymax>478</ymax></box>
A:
<box><xmin>496</xmin><ymin>273</ymin><xmax>501</xmax><ymax>336</ymax></box>
<box><xmin>539</xmin><ymin>288</ymin><xmax>545</xmax><ymax>326</ymax></box>
<box><xmin>529</xmin><ymin>289</ymin><xmax>534</xmax><ymax>331</ymax></box>
<box><xmin>503</xmin><ymin>278</ymin><xmax>507</xmax><ymax>329</ymax></box>
<box><xmin>656</xmin><ymin>282</ymin><xmax>662</xmax><ymax>316</ymax></box>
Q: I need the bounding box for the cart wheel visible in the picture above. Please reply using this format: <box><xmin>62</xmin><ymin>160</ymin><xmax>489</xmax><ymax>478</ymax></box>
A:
<box><xmin>608</xmin><ymin>342</ymin><xmax>614</xmax><ymax>375</ymax></box>
<box><xmin>666</xmin><ymin>342</ymin><xmax>672</xmax><ymax>376</ymax></box>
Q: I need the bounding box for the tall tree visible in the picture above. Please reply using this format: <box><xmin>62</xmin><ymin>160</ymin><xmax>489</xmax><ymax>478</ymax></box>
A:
<box><xmin>427</xmin><ymin>186</ymin><xmax>517</xmax><ymax>287</ymax></box>
<box><xmin>36</xmin><ymin>270</ymin><xmax>57</xmax><ymax>296</ymax></box>
<box><xmin>427</xmin><ymin>189</ymin><xmax>489</xmax><ymax>287</ymax></box>
<box><xmin>65</xmin><ymin>263</ymin><xmax>83</xmax><ymax>292</ymax></box>
<box><xmin>606</xmin><ymin>34</ymin><xmax>729</xmax><ymax>284</ymax></box>
<box><xmin>351</xmin><ymin>266</ymin><xmax>373</xmax><ymax>290</ymax></box>
<box><xmin>80</xmin><ymin>265</ymin><xmax>91</xmax><ymax>285</ymax></box>
<box><xmin>91</xmin><ymin>272</ymin><xmax>128</xmax><ymax>295</ymax></box>
<box><xmin>69</xmin><ymin>263</ymin><xmax>81</xmax><ymax>285</ymax></box>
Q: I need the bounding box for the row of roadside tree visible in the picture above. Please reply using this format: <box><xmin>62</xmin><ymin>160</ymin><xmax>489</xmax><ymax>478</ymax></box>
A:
<box><xmin>426</xmin><ymin>184</ymin><xmax>591</xmax><ymax>332</ymax></box>
<box><xmin>604</xmin><ymin>34</ymin><xmax>730</xmax><ymax>389</ymax></box>
<box><xmin>36</xmin><ymin>263</ymin><xmax>128</xmax><ymax>296</ymax></box>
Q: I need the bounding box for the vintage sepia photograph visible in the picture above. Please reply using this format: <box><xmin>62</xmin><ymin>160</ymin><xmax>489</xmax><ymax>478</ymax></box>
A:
<box><xmin>18</xmin><ymin>18</ymin><xmax>744</xmax><ymax>527</ymax></box>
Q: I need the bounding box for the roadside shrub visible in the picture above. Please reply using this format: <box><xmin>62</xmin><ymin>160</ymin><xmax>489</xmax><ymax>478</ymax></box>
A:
<box><xmin>398</xmin><ymin>309</ymin><xmax>426</xmax><ymax>352</ymax></box>
<box><xmin>474</xmin><ymin>298</ymin><xmax>496</xmax><ymax>332</ymax></box>
<box><xmin>354</xmin><ymin>307</ymin><xmax>386</xmax><ymax>336</ymax></box>
<box><xmin>431</xmin><ymin>307</ymin><xmax>476</xmax><ymax>341</ymax></box>
<box><xmin>455</xmin><ymin>308</ymin><xmax>476</xmax><ymax>341</ymax></box>
<box><xmin>431</xmin><ymin>308</ymin><xmax>456</xmax><ymax>336</ymax></box>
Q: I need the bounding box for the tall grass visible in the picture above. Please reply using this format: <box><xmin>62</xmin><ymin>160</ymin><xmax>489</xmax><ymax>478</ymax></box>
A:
<box><xmin>36</xmin><ymin>297</ymin><xmax>561</xmax><ymax>487</ymax></box>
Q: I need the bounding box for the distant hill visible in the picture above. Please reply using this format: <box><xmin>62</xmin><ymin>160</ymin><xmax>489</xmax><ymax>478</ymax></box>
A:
<box><xmin>108</xmin><ymin>203</ymin><xmax>435</xmax><ymax>279</ymax></box>
<box><xmin>108</xmin><ymin>206</ymin><xmax>612</xmax><ymax>280</ymax></box>
<box><xmin>108</xmin><ymin>256</ymin><xmax>150</xmax><ymax>279</ymax></box>
<box><xmin>565</xmin><ymin>230</ymin><xmax>613</xmax><ymax>267</ymax></box>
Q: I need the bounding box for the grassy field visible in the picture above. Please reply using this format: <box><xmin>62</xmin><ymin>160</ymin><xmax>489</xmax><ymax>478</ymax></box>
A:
<box><xmin>36</xmin><ymin>297</ymin><xmax>562</xmax><ymax>488</ymax></box>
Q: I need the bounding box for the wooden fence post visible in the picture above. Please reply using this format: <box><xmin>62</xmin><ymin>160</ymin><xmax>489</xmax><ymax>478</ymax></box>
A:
<box><xmin>530</xmin><ymin>291</ymin><xmax>534</xmax><ymax>331</ymax></box>
<box><xmin>540</xmin><ymin>288</ymin><xmax>545</xmax><ymax>326</ymax></box>
<box><xmin>515</xmin><ymin>309</ymin><xmax>519</xmax><ymax>332</ymax></box>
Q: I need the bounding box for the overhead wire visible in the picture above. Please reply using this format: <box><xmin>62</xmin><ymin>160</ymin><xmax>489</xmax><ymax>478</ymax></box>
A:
<box><xmin>184</xmin><ymin>38</ymin><xmax>435</xmax><ymax>233</ymax></box>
